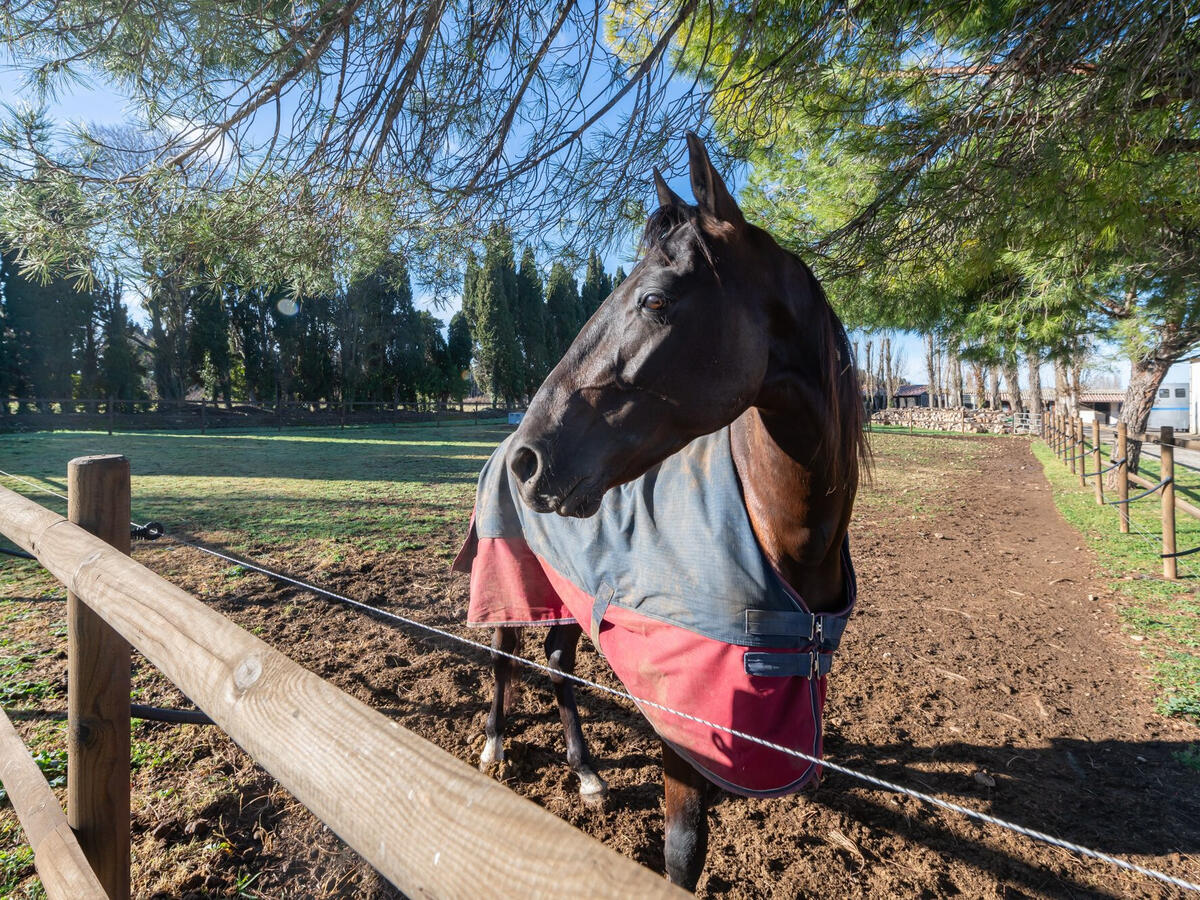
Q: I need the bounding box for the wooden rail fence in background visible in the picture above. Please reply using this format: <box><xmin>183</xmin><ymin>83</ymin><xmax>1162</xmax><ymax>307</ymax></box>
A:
<box><xmin>1042</xmin><ymin>411</ymin><xmax>1200</xmax><ymax>580</ymax></box>
<box><xmin>0</xmin><ymin>459</ymin><xmax>685</xmax><ymax>899</ymax></box>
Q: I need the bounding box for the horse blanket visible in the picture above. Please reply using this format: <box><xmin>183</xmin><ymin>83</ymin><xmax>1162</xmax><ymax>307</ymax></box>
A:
<box><xmin>452</xmin><ymin>427</ymin><xmax>856</xmax><ymax>796</ymax></box>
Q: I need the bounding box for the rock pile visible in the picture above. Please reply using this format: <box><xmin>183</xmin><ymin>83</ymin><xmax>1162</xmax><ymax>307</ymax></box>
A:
<box><xmin>868</xmin><ymin>406</ymin><xmax>1018</xmax><ymax>434</ymax></box>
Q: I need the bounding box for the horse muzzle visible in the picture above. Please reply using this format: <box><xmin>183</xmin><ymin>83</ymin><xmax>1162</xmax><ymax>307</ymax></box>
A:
<box><xmin>507</xmin><ymin>441</ymin><xmax>604</xmax><ymax>518</ymax></box>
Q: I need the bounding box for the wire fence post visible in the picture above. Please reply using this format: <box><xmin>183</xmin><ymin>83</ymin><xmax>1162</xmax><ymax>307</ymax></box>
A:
<box><xmin>1075</xmin><ymin>417</ymin><xmax>1084</xmax><ymax>482</ymax></box>
<box><xmin>1092</xmin><ymin>419</ymin><xmax>1104</xmax><ymax>505</ymax></box>
<box><xmin>67</xmin><ymin>455</ymin><xmax>132</xmax><ymax>900</ymax></box>
<box><xmin>1161</xmin><ymin>426</ymin><xmax>1177</xmax><ymax>579</ymax></box>
<box><xmin>1117</xmin><ymin>422</ymin><xmax>1130</xmax><ymax>533</ymax></box>
<box><xmin>1055</xmin><ymin>412</ymin><xmax>1062</xmax><ymax>459</ymax></box>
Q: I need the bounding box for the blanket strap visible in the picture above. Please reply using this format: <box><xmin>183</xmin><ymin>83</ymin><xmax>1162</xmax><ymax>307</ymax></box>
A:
<box><xmin>743</xmin><ymin>609</ymin><xmax>848</xmax><ymax>678</ymax></box>
<box><xmin>590</xmin><ymin>582</ymin><xmax>615</xmax><ymax>645</ymax></box>
<box><xmin>744</xmin><ymin>609</ymin><xmax>849</xmax><ymax>652</ymax></box>
<box><xmin>743</xmin><ymin>651</ymin><xmax>834</xmax><ymax>679</ymax></box>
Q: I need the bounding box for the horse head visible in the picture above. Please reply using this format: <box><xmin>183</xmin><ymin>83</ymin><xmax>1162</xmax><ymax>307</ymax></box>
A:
<box><xmin>508</xmin><ymin>133</ymin><xmax>770</xmax><ymax>517</ymax></box>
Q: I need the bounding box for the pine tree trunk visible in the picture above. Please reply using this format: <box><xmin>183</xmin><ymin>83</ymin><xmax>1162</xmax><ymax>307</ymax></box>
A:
<box><xmin>1054</xmin><ymin>360</ymin><xmax>1072</xmax><ymax>414</ymax></box>
<box><xmin>1122</xmin><ymin>359</ymin><xmax>1174</xmax><ymax>473</ymax></box>
<box><xmin>1026</xmin><ymin>351</ymin><xmax>1043</xmax><ymax>415</ymax></box>
<box><xmin>988</xmin><ymin>368</ymin><xmax>1001</xmax><ymax>410</ymax></box>
<box><xmin>865</xmin><ymin>340</ymin><xmax>874</xmax><ymax>412</ymax></box>
<box><xmin>971</xmin><ymin>362</ymin><xmax>985</xmax><ymax>408</ymax></box>
<box><xmin>950</xmin><ymin>351</ymin><xmax>963</xmax><ymax>407</ymax></box>
<box><xmin>1002</xmin><ymin>359</ymin><xmax>1025</xmax><ymax>412</ymax></box>
<box><xmin>1119</xmin><ymin>324</ymin><xmax>1200</xmax><ymax>471</ymax></box>
<box><xmin>883</xmin><ymin>336</ymin><xmax>894</xmax><ymax>408</ymax></box>
<box><xmin>925</xmin><ymin>333</ymin><xmax>936</xmax><ymax>408</ymax></box>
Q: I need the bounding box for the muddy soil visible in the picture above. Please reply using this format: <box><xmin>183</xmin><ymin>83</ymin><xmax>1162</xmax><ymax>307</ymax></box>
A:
<box><xmin>5</xmin><ymin>434</ymin><xmax>1200</xmax><ymax>898</ymax></box>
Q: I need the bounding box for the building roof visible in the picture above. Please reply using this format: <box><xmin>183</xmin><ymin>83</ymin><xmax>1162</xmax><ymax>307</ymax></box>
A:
<box><xmin>1079</xmin><ymin>390</ymin><xmax>1126</xmax><ymax>403</ymax></box>
<box><xmin>895</xmin><ymin>384</ymin><xmax>928</xmax><ymax>397</ymax></box>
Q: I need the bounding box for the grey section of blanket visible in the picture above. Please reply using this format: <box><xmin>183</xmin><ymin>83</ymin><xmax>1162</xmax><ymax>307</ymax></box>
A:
<box><xmin>471</xmin><ymin>427</ymin><xmax>813</xmax><ymax>648</ymax></box>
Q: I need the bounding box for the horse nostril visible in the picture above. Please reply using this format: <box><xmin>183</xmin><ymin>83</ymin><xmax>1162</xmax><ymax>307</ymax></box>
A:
<box><xmin>509</xmin><ymin>444</ymin><xmax>541</xmax><ymax>486</ymax></box>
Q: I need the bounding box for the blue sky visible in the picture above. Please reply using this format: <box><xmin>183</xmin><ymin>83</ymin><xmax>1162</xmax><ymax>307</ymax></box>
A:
<box><xmin>0</xmin><ymin>52</ymin><xmax>1129</xmax><ymax>389</ymax></box>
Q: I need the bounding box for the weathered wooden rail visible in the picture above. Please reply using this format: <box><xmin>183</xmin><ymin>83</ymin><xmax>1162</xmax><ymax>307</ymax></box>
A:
<box><xmin>0</xmin><ymin>455</ymin><xmax>685</xmax><ymax>899</ymax></box>
<box><xmin>1043</xmin><ymin>412</ymin><xmax>1200</xmax><ymax>579</ymax></box>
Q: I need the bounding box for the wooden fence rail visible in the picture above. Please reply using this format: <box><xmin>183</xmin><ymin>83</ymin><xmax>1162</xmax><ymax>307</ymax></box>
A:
<box><xmin>1042</xmin><ymin>412</ymin><xmax>1200</xmax><ymax>579</ymax></box>
<box><xmin>0</xmin><ymin>708</ymin><xmax>106</xmax><ymax>898</ymax></box>
<box><xmin>0</xmin><ymin>462</ymin><xmax>684</xmax><ymax>899</ymax></box>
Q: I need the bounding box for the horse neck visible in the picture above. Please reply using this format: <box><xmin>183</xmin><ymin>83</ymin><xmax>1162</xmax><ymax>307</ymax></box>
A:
<box><xmin>730</xmin><ymin>266</ymin><xmax>854</xmax><ymax>613</ymax></box>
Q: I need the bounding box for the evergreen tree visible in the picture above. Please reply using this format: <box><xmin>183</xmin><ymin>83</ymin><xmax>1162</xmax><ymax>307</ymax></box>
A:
<box><xmin>579</xmin><ymin>249</ymin><xmax>611</xmax><ymax>323</ymax></box>
<box><xmin>0</xmin><ymin>249</ymin><xmax>89</xmax><ymax>407</ymax></box>
<box><xmin>472</xmin><ymin>227</ymin><xmax>521</xmax><ymax>405</ymax></box>
<box><xmin>147</xmin><ymin>272</ymin><xmax>195</xmax><ymax>401</ymax></box>
<box><xmin>384</xmin><ymin>258</ymin><xmax>425</xmax><ymax>404</ymax></box>
<box><xmin>296</xmin><ymin>292</ymin><xmax>337</xmax><ymax>404</ymax></box>
<box><xmin>513</xmin><ymin>247</ymin><xmax>550</xmax><ymax>398</ymax></box>
<box><xmin>97</xmin><ymin>276</ymin><xmax>144</xmax><ymax>409</ymax></box>
<box><xmin>445</xmin><ymin>311</ymin><xmax>473</xmax><ymax>402</ymax></box>
<box><xmin>188</xmin><ymin>283</ymin><xmax>232</xmax><ymax>404</ymax></box>
<box><xmin>544</xmin><ymin>262</ymin><xmax>580</xmax><ymax>365</ymax></box>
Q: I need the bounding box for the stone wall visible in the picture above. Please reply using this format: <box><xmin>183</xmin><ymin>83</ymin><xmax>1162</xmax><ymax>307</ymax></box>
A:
<box><xmin>868</xmin><ymin>406</ymin><xmax>1018</xmax><ymax>434</ymax></box>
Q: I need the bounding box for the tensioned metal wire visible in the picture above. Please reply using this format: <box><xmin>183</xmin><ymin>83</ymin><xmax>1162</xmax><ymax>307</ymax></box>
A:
<box><xmin>1064</xmin><ymin>439</ymin><xmax>1195</xmax><ymax>571</ymax></box>
<box><xmin>1</xmin><ymin>469</ymin><xmax>1198</xmax><ymax>894</ymax></box>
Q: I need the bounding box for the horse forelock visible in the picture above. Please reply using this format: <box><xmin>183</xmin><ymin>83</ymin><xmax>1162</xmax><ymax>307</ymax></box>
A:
<box><xmin>640</xmin><ymin>204</ymin><xmax>717</xmax><ymax>272</ymax></box>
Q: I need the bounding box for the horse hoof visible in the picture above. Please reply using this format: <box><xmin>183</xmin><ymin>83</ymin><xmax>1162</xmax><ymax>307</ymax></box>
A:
<box><xmin>578</xmin><ymin>772</ymin><xmax>609</xmax><ymax>807</ymax></box>
<box><xmin>479</xmin><ymin>736</ymin><xmax>505</xmax><ymax>771</ymax></box>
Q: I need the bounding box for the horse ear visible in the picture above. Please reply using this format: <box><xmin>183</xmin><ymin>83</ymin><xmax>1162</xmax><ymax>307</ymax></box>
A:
<box><xmin>652</xmin><ymin>167</ymin><xmax>684</xmax><ymax>209</ymax></box>
<box><xmin>685</xmin><ymin>131</ymin><xmax>745</xmax><ymax>228</ymax></box>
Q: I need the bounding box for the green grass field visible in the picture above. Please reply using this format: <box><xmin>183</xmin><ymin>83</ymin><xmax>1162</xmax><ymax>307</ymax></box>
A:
<box><xmin>1032</xmin><ymin>440</ymin><xmax>1200</xmax><ymax>724</ymax></box>
<box><xmin>0</xmin><ymin>421</ymin><xmax>511</xmax><ymax>556</ymax></box>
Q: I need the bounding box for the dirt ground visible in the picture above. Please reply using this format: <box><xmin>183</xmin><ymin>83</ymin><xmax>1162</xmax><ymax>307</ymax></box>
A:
<box><xmin>4</xmin><ymin>433</ymin><xmax>1199</xmax><ymax>898</ymax></box>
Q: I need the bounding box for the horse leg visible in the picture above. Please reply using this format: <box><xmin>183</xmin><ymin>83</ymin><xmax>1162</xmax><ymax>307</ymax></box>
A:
<box><xmin>480</xmin><ymin>626</ymin><xmax>519</xmax><ymax>770</ymax></box>
<box><xmin>662</xmin><ymin>741</ymin><xmax>709</xmax><ymax>890</ymax></box>
<box><xmin>544</xmin><ymin>623</ymin><xmax>608</xmax><ymax>805</ymax></box>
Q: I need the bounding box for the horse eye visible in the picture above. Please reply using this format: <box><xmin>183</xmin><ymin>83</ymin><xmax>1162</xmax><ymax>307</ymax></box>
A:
<box><xmin>641</xmin><ymin>293</ymin><xmax>667</xmax><ymax>312</ymax></box>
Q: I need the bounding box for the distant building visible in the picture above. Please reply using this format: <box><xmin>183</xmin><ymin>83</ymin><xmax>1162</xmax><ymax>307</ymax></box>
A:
<box><xmin>894</xmin><ymin>384</ymin><xmax>930</xmax><ymax>407</ymax></box>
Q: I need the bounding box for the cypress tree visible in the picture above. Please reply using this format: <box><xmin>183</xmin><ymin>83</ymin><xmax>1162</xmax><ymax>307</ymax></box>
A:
<box><xmin>579</xmin><ymin>249</ymin><xmax>611</xmax><ymax>323</ymax></box>
<box><xmin>513</xmin><ymin>246</ymin><xmax>550</xmax><ymax>398</ymax></box>
<box><xmin>446</xmin><ymin>311</ymin><xmax>473</xmax><ymax>401</ymax></box>
<box><xmin>473</xmin><ymin>227</ymin><xmax>521</xmax><ymax>405</ymax></box>
<box><xmin>544</xmin><ymin>262</ymin><xmax>580</xmax><ymax>364</ymax></box>
<box><xmin>97</xmin><ymin>276</ymin><xmax>144</xmax><ymax>409</ymax></box>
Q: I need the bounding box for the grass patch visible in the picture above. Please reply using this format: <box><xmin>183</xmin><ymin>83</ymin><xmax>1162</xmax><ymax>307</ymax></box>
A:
<box><xmin>0</xmin><ymin>421</ymin><xmax>512</xmax><ymax>553</ymax></box>
<box><xmin>1032</xmin><ymin>440</ymin><xmax>1200</xmax><ymax>723</ymax></box>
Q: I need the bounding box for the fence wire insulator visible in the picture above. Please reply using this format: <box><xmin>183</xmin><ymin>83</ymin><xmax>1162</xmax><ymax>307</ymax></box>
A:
<box><xmin>1080</xmin><ymin>457</ymin><xmax>1127</xmax><ymax>478</ymax></box>
<box><xmin>1160</xmin><ymin>545</ymin><xmax>1200</xmax><ymax>559</ymax></box>
<box><xmin>130</xmin><ymin>521</ymin><xmax>164</xmax><ymax>541</ymax></box>
<box><xmin>1109</xmin><ymin>478</ymin><xmax>1172</xmax><ymax>506</ymax></box>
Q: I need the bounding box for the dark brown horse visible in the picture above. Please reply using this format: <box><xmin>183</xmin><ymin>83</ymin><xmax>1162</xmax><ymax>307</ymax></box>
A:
<box><xmin>468</xmin><ymin>133</ymin><xmax>865</xmax><ymax>889</ymax></box>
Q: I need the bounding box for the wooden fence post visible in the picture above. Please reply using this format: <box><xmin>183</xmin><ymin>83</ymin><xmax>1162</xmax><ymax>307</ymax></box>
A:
<box><xmin>1092</xmin><ymin>419</ymin><xmax>1104</xmax><ymax>505</ymax></box>
<box><xmin>67</xmin><ymin>455</ymin><xmax>131</xmax><ymax>900</ymax></box>
<box><xmin>1161</xmin><ymin>426</ymin><xmax>1177</xmax><ymax>580</ymax></box>
<box><xmin>200</xmin><ymin>397</ymin><xmax>207</xmax><ymax>435</ymax></box>
<box><xmin>107</xmin><ymin>394</ymin><xmax>114</xmax><ymax>437</ymax></box>
<box><xmin>1075</xmin><ymin>420</ymin><xmax>1084</xmax><ymax>480</ymax></box>
<box><xmin>1077</xmin><ymin>417</ymin><xmax>1088</xmax><ymax>487</ymax></box>
<box><xmin>1117</xmin><ymin>422</ymin><xmax>1129</xmax><ymax>533</ymax></box>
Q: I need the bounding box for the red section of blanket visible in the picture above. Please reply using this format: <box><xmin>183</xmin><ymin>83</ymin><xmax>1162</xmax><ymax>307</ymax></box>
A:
<box><xmin>461</xmin><ymin>532</ymin><xmax>825</xmax><ymax>796</ymax></box>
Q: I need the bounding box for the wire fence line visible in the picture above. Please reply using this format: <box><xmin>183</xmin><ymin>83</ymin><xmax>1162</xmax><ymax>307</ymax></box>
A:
<box><xmin>1</xmin><ymin>470</ymin><xmax>1198</xmax><ymax>894</ymax></box>
<box><xmin>1068</xmin><ymin>436</ymin><xmax>1195</xmax><ymax>575</ymax></box>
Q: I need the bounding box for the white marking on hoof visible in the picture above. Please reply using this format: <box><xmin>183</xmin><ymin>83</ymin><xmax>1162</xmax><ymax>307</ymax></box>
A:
<box><xmin>579</xmin><ymin>771</ymin><xmax>608</xmax><ymax>806</ymax></box>
<box><xmin>479</xmin><ymin>736</ymin><xmax>504</xmax><ymax>769</ymax></box>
